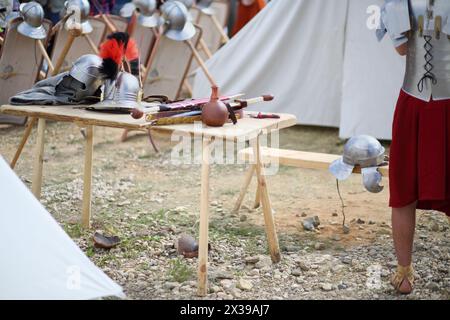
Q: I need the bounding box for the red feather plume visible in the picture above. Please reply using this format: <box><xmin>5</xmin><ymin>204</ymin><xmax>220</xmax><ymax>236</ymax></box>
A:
<box><xmin>99</xmin><ymin>38</ymin><xmax>125</xmax><ymax>65</ymax></box>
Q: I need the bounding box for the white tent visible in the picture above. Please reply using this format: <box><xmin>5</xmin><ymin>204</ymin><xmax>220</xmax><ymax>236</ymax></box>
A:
<box><xmin>0</xmin><ymin>156</ymin><xmax>124</xmax><ymax>300</ymax></box>
<box><xmin>193</xmin><ymin>0</ymin><xmax>406</xmax><ymax>140</ymax></box>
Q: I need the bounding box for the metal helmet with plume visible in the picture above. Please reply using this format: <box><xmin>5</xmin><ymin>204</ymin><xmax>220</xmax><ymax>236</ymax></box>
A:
<box><xmin>93</xmin><ymin>72</ymin><xmax>141</xmax><ymax>110</ymax></box>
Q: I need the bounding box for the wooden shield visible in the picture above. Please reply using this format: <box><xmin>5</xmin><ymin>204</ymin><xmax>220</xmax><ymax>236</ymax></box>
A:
<box><xmin>143</xmin><ymin>26</ymin><xmax>202</xmax><ymax>100</ymax></box>
<box><xmin>50</xmin><ymin>17</ymin><xmax>106</xmax><ymax>74</ymax></box>
<box><xmin>0</xmin><ymin>19</ymin><xmax>52</xmax><ymax>125</ymax></box>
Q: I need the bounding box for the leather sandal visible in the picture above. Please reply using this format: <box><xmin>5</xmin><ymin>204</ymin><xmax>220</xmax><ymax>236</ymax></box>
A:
<box><xmin>391</xmin><ymin>264</ymin><xmax>415</xmax><ymax>294</ymax></box>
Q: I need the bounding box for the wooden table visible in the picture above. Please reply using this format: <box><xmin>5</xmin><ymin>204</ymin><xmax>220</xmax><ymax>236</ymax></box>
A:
<box><xmin>0</xmin><ymin>104</ymin><xmax>297</xmax><ymax>296</ymax></box>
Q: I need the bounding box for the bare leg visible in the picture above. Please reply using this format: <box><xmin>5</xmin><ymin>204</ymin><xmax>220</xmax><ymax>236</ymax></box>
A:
<box><xmin>391</xmin><ymin>202</ymin><xmax>417</xmax><ymax>293</ymax></box>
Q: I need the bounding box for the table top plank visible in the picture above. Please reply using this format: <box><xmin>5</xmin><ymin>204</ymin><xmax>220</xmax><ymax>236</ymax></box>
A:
<box><xmin>0</xmin><ymin>104</ymin><xmax>297</xmax><ymax>139</ymax></box>
<box><xmin>0</xmin><ymin>105</ymin><xmax>150</xmax><ymax>130</ymax></box>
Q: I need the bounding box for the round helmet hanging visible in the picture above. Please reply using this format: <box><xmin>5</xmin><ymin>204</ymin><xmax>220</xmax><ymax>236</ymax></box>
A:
<box><xmin>93</xmin><ymin>72</ymin><xmax>141</xmax><ymax>110</ymax></box>
<box><xmin>329</xmin><ymin>135</ymin><xmax>386</xmax><ymax>193</ymax></box>
<box><xmin>167</xmin><ymin>0</ymin><xmax>194</xmax><ymax>21</ymax></box>
<box><xmin>134</xmin><ymin>0</ymin><xmax>163</xmax><ymax>28</ymax></box>
<box><xmin>160</xmin><ymin>1</ymin><xmax>196</xmax><ymax>41</ymax></box>
<box><xmin>62</xmin><ymin>0</ymin><xmax>93</xmax><ymax>34</ymax></box>
<box><xmin>17</xmin><ymin>1</ymin><xmax>47</xmax><ymax>40</ymax></box>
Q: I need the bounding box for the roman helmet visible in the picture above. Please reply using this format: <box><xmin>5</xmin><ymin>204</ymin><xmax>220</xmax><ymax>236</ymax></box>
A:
<box><xmin>196</xmin><ymin>0</ymin><xmax>214</xmax><ymax>15</ymax></box>
<box><xmin>329</xmin><ymin>135</ymin><xmax>386</xmax><ymax>193</ymax></box>
<box><xmin>93</xmin><ymin>72</ymin><xmax>141</xmax><ymax>110</ymax></box>
<box><xmin>62</xmin><ymin>0</ymin><xmax>93</xmax><ymax>34</ymax></box>
<box><xmin>0</xmin><ymin>0</ymin><xmax>13</xmax><ymax>29</ymax></box>
<box><xmin>17</xmin><ymin>1</ymin><xmax>47</xmax><ymax>40</ymax></box>
<box><xmin>69</xmin><ymin>54</ymin><xmax>105</xmax><ymax>101</ymax></box>
<box><xmin>160</xmin><ymin>1</ymin><xmax>195</xmax><ymax>41</ymax></box>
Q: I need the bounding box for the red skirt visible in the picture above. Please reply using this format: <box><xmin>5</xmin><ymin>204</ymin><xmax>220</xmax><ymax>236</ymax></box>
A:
<box><xmin>389</xmin><ymin>89</ymin><xmax>450</xmax><ymax>216</ymax></box>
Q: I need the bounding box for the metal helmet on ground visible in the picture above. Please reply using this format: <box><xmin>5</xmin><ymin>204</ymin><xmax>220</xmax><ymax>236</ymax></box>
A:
<box><xmin>94</xmin><ymin>72</ymin><xmax>141</xmax><ymax>110</ymax></box>
<box><xmin>329</xmin><ymin>135</ymin><xmax>385</xmax><ymax>193</ymax></box>
<box><xmin>196</xmin><ymin>0</ymin><xmax>214</xmax><ymax>15</ymax></box>
<box><xmin>17</xmin><ymin>1</ymin><xmax>47</xmax><ymax>39</ymax></box>
<box><xmin>63</xmin><ymin>0</ymin><xmax>93</xmax><ymax>34</ymax></box>
<box><xmin>160</xmin><ymin>1</ymin><xmax>195</xmax><ymax>41</ymax></box>
<box><xmin>69</xmin><ymin>54</ymin><xmax>105</xmax><ymax>101</ymax></box>
<box><xmin>0</xmin><ymin>0</ymin><xmax>13</xmax><ymax>29</ymax></box>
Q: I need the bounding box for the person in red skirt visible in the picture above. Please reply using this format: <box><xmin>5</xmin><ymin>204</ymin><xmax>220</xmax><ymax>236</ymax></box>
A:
<box><xmin>232</xmin><ymin>0</ymin><xmax>266</xmax><ymax>36</ymax></box>
<box><xmin>377</xmin><ymin>0</ymin><xmax>450</xmax><ymax>294</ymax></box>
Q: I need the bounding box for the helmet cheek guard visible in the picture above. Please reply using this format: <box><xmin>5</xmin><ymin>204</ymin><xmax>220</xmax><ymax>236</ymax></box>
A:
<box><xmin>362</xmin><ymin>167</ymin><xmax>384</xmax><ymax>194</ymax></box>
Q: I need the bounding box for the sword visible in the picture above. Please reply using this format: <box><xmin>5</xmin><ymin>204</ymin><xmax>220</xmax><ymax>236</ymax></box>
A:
<box><xmin>131</xmin><ymin>93</ymin><xmax>245</xmax><ymax>119</ymax></box>
<box><xmin>147</xmin><ymin>95</ymin><xmax>274</xmax><ymax>125</ymax></box>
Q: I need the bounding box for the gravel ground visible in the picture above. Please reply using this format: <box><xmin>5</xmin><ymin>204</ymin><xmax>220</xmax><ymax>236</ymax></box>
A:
<box><xmin>0</xmin><ymin>121</ymin><xmax>448</xmax><ymax>300</ymax></box>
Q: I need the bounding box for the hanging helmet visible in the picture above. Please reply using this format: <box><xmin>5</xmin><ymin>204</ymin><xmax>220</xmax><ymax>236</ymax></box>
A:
<box><xmin>167</xmin><ymin>0</ymin><xmax>194</xmax><ymax>21</ymax></box>
<box><xmin>93</xmin><ymin>72</ymin><xmax>141</xmax><ymax>110</ymax></box>
<box><xmin>17</xmin><ymin>1</ymin><xmax>47</xmax><ymax>40</ymax></box>
<box><xmin>0</xmin><ymin>0</ymin><xmax>13</xmax><ymax>29</ymax></box>
<box><xmin>161</xmin><ymin>1</ymin><xmax>195</xmax><ymax>41</ymax></box>
<box><xmin>62</xmin><ymin>0</ymin><xmax>93</xmax><ymax>34</ymax></box>
<box><xmin>329</xmin><ymin>135</ymin><xmax>385</xmax><ymax>193</ymax></box>
<box><xmin>134</xmin><ymin>0</ymin><xmax>163</xmax><ymax>28</ymax></box>
<box><xmin>120</xmin><ymin>2</ymin><xmax>137</xmax><ymax>18</ymax></box>
<box><xmin>69</xmin><ymin>54</ymin><xmax>105</xmax><ymax>101</ymax></box>
<box><xmin>196</xmin><ymin>0</ymin><xmax>214</xmax><ymax>15</ymax></box>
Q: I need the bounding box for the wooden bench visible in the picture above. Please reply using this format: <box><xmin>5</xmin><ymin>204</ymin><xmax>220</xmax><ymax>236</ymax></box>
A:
<box><xmin>233</xmin><ymin>147</ymin><xmax>389</xmax><ymax>213</ymax></box>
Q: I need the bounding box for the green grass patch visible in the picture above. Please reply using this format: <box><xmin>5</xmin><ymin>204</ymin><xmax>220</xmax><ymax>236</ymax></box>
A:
<box><xmin>63</xmin><ymin>223</ymin><xmax>85</xmax><ymax>238</ymax></box>
<box><xmin>167</xmin><ymin>258</ymin><xmax>194</xmax><ymax>283</ymax></box>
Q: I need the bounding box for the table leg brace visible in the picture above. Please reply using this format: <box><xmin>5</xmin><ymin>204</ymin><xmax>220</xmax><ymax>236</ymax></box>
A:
<box><xmin>251</xmin><ymin>136</ymin><xmax>281</xmax><ymax>263</ymax></box>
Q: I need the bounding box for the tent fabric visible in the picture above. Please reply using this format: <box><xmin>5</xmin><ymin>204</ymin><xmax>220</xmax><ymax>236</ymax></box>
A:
<box><xmin>193</xmin><ymin>0</ymin><xmax>406</xmax><ymax>140</ymax></box>
<box><xmin>0</xmin><ymin>156</ymin><xmax>125</xmax><ymax>300</ymax></box>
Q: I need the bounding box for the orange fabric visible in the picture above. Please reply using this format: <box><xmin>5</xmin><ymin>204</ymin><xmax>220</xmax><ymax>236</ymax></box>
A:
<box><xmin>232</xmin><ymin>0</ymin><xmax>266</xmax><ymax>36</ymax></box>
<box><xmin>99</xmin><ymin>38</ymin><xmax>125</xmax><ymax>65</ymax></box>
